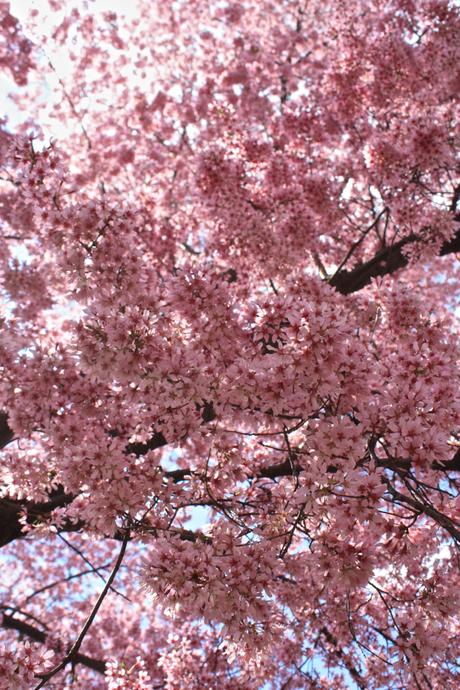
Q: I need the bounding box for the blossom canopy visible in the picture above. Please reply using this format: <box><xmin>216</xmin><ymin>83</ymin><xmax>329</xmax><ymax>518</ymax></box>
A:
<box><xmin>0</xmin><ymin>0</ymin><xmax>459</xmax><ymax>688</ymax></box>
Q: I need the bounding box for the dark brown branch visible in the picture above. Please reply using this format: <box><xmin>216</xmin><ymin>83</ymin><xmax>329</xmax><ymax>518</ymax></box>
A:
<box><xmin>259</xmin><ymin>458</ymin><xmax>298</xmax><ymax>479</ymax></box>
<box><xmin>1</xmin><ymin>442</ymin><xmax>459</xmax><ymax>548</ymax></box>
<box><xmin>0</xmin><ymin>487</ymin><xmax>79</xmax><ymax>548</ymax></box>
<box><xmin>330</xmin><ymin>226</ymin><xmax>460</xmax><ymax>295</ymax></box>
<box><xmin>320</xmin><ymin>626</ymin><xmax>366</xmax><ymax>690</ymax></box>
<box><xmin>433</xmin><ymin>447</ymin><xmax>460</xmax><ymax>472</ymax></box>
<box><xmin>1</xmin><ymin>613</ymin><xmax>106</xmax><ymax>675</ymax></box>
<box><xmin>450</xmin><ymin>185</ymin><xmax>460</xmax><ymax>214</ymax></box>
<box><xmin>164</xmin><ymin>447</ymin><xmax>460</xmax><ymax>483</ymax></box>
<box><xmin>35</xmin><ymin>529</ymin><xmax>129</xmax><ymax>688</ymax></box>
<box><xmin>331</xmin><ymin>208</ymin><xmax>389</xmax><ymax>279</ymax></box>
<box><xmin>125</xmin><ymin>430</ymin><xmax>168</xmax><ymax>457</ymax></box>
<box><xmin>0</xmin><ymin>411</ymin><xmax>14</xmax><ymax>449</ymax></box>
<box><xmin>384</xmin><ymin>480</ymin><xmax>460</xmax><ymax>543</ymax></box>
<box><xmin>124</xmin><ymin>401</ymin><xmax>215</xmax><ymax>456</ymax></box>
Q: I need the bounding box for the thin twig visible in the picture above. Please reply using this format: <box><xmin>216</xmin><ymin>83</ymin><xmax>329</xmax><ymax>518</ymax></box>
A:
<box><xmin>24</xmin><ymin>562</ymin><xmax>113</xmax><ymax>602</ymax></box>
<box><xmin>34</xmin><ymin>528</ymin><xmax>130</xmax><ymax>689</ymax></box>
<box><xmin>57</xmin><ymin>533</ymin><xmax>130</xmax><ymax>601</ymax></box>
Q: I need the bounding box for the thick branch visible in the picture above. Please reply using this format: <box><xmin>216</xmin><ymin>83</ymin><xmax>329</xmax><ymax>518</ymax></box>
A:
<box><xmin>125</xmin><ymin>430</ymin><xmax>168</xmax><ymax>457</ymax></box>
<box><xmin>124</xmin><ymin>401</ymin><xmax>215</xmax><ymax>456</ymax></box>
<box><xmin>166</xmin><ymin>447</ymin><xmax>460</xmax><ymax>483</ymax></box>
<box><xmin>1</xmin><ymin>613</ymin><xmax>106</xmax><ymax>675</ymax></box>
<box><xmin>1</xmin><ymin>438</ymin><xmax>459</xmax><ymax>549</ymax></box>
<box><xmin>0</xmin><ymin>411</ymin><xmax>14</xmax><ymax>449</ymax></box>
<box><xmin>0</xmin><ymin>488</ymin><xmax>79</xmax><ymax>548</ymax></box>
<box><xmin>384</xmin><ymin>480</ymin><xmax>460</xmax><ymax>543</ymax></box>
<box><xmin>330</xmin><ymin>226</ymin><xmax>460</xmax><ymax>295</ymax></box>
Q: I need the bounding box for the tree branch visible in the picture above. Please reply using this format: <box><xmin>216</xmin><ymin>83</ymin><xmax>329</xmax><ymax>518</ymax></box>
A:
<box><xmin>320</xmin><ymin>626</ymin><xmax>366</xmax><ymax>690</ymax></box>
<box><xmin>1</xmin><ymin>613</ymin><xmax>106</xmax><ymax>675</ymax></box>
<box><xmin>34</xmin><ymin>528</ymin><xmax>130</xmax><ymax>688</ymax></box>
<box><xmin>0</xmin><ymin>488</ymin><xmax>79</xmax><ymax>548</ymax></box>
<box><xmin>0</xmin><ymin>411</ymin><xmax>14</xmax><ymax>449</ymax></box>
<box><xmin>330</xmin><ymin>226</ymin><xmax>460</xmax><ymax>295</ymax></box>
<box><xmin>1</xmin><ymin>430</ymin><xmax>459</xmax><ymax>549</ymax></box>
<box><xmin>383</xmin><ymin>479</ymin><xmax>460</xmax><ymax>543</ymax></box>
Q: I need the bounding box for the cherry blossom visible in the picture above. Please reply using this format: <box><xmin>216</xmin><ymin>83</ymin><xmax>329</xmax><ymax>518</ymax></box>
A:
<box><xmin>0</xmin><ymin>0</ymin><xmax>459</xmax><ymax>688</ymax></box>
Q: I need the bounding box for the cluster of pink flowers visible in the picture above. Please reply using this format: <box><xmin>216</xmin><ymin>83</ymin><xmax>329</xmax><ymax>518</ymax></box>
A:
<box><xmin>0</xmin><ymin>642</ymin><xmax>54</xmax><ymax>689</ymax></box>
<box><xmin>0</xmin><ymin>3</ymin><xmax>34</xmax><ymax>85</ymax></box>
<box><xmin>142</xmin><ymin>529</ymin><xmax>281</xmax><ymax>641</ymax></box>
<box><xmin>105</xmin><ymin>657</ymin><xmax>152</xmax><ymax>690</ymax></box>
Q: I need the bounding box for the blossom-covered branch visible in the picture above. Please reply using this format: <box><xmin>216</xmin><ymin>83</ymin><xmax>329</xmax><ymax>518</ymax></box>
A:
<box><xmin>1</xmin><ymin>0</ymin><xmax>460</xmax><ymax>687</ymax></box>
<box><xmin>2</xmin><ymin>613</ymin><xmax>106</xmax><ymax>674</ymax></box>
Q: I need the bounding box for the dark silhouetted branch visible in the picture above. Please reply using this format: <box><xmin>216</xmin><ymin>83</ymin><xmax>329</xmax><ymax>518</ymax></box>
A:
<box><xmin>2</xmin><ymin>613</ymin><xmax>106</xmax><ymax>675</ymax></box>
<box><xmin>330</xmin><ymin>226</ymin><xmax>460</xmax><ymax>295</ymax></box>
